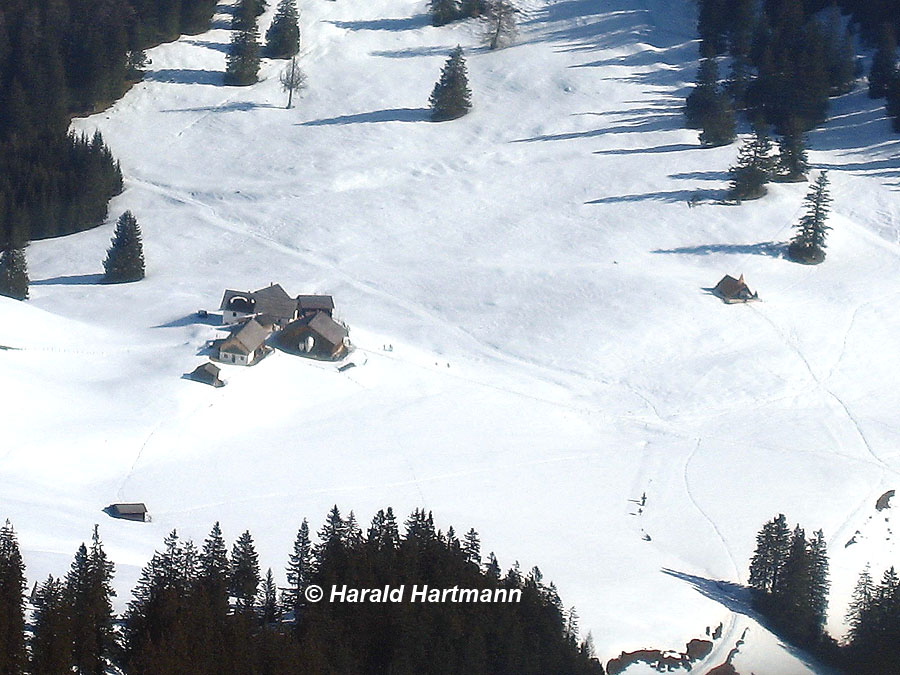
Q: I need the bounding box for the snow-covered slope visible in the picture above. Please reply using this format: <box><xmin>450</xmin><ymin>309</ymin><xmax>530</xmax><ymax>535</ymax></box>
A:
<box><xmin>3</xmin><ymin>0</ymin><xmax>900</xmax><ymax>670</ymax></box>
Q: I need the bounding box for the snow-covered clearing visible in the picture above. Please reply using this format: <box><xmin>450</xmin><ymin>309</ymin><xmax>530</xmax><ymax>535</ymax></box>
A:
<box><xmin>2</xmin><ymin>0</ymin><xmax>899</xmax><ymax>670</ymax></box>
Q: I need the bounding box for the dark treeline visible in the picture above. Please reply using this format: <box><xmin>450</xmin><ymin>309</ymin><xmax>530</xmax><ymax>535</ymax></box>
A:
<box><xmin>0</xmin><ymin>508</ymin><xmax>604</xmax><ymax>675</ymax></box>
<box><xmin>0</xmin><ymin>0</ymin><xmax>218</xmax><ymax>249</ymax></box>
<box><xmin>748</xmin><ymin>513</ymin><xmax>900</xmax><ymax>673</ymax></box>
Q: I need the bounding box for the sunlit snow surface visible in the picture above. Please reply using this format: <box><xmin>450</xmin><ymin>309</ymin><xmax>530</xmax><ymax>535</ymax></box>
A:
<box><xmin>3</xmin><ymin>0</ymin><xmax>899</xmax><ymax>671</ymax></box>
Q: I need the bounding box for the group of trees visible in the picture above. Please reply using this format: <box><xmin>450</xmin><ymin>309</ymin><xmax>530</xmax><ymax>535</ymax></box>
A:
<box><xmin>844</xmin><ymin>563</ymin><xmax>900</xmax><ymax>673</ymax></box>
<box><xmin>429</xmin><ymin>0</ymin><xmax>518</xmax><ymax>50</ymax></box>
<box><xmin>227</xmin><ymin>0</ymin><xmax>302</xmax><ymax>87</ymax></box>
<box><xmin>748</xmin><ymin>514</ymin><xmax>831</xmax><ymax>646</ymax></box>
<box><xmin>0</xmin><ymin>210</ymin><xmax>145</xmax><ymax>300</ymax></box>
<box><xmin>0</xmin><ymin>0</ymin><xmax>220</xmax><ymax>250</ymax></box>
<box><xmin>0</xmin><ymin>507</ymin><xmax>603</xmax><ymax>674</ymax></box>
<box><xmin>868</xmin><ymin>25</ymin><xmax>900</xmax><ymax>132</ymax></box>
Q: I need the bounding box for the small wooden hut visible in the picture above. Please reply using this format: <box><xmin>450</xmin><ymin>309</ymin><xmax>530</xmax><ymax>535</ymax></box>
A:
<box><xmin>105</xmin><ymin>503</ymin><xmax>148</xmax><ymax>522</ymax></box>
<box><xmin>188</xmin><ymin>362</ymin><xmax>225</xmax><ymax>387</ymax></box>
<box><xmin>713</xmin><ymin>274</ymin><xmax>759</xmax><ymax>303</ymax></box>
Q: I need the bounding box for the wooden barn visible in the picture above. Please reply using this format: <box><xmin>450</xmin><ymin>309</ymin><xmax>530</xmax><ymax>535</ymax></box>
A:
<box><xmin>713</xmin><ymin>274</ymin><xmax>759</xmax><ymax>304</ymax></box>
<box><xmin>105</xmin><ymin>503</ymin><xmax>148</xmax><ymax>522</ymax></box>
<box><xmin>281</xmin><ymin>311</ymin><xmax>350</xmax><ymax>360</ymax></box>
<box><xmin>188</xmin><ymin>362</ymin><xmax>225</xmax><ymax>387</ymax></box>
<box><xmin>215</xmin><ymin>318</ymin><xmax>273</xmax><ymax>366</ymax></box>
<box><xmin>220</xmin><ymin>283</ymin><xmax>298</xmax><ymax>326</ymax></box>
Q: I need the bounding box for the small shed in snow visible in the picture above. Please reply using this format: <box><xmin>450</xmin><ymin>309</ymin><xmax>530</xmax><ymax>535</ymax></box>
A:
<box><xmin>282</xmin><ymin>311</ymin><xmax>350</xmax><ymax>360</ymax></box>
<box><xmin>713</xmin><ymin>274</ymin><xmax>758</xmax><ymax>303</ymax></box>
<box><xmin>188</xmin><ymin>362</ymin><xmax>225</xmax><ymax>387</ymax></box>
<box><xmin>105</xmin><ymin>503</ymin><xmax>148</xmax><ymax>522</ymax></box>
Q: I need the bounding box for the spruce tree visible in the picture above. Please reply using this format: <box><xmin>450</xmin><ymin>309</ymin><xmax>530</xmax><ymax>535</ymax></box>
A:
<box><xmin>727</xmin><ymin>127</ymin><xmax>776</xmax><ymax>201</ymax></box>
<box><xmin>749</xmin><ymin>514</ymin><xmax>791</xmax><ymax>594</ymax></box>
<box><xmin>258</xmin><ymin>568</ymin><xmax>280</xmax><ymax>624</ymax></box>
<box><xmin>869</xmin><ymin>24</ymin><xmax>897</xmax><ymax>98</ymax></box>
<box><xmin>822</xmin><ymin>6</ymin><xmax>856</xmax><ymax>96</ymax></box>
<box><xmin>430</xmin><ymin>0</ymin><xmax>460</xmax><ymax>27</ymax></box>
<box><xmin>31</xmin><ymin>575</ymin><xmax>74</xmax><ymax>675</ymax></box>
<box><xmin>685</xmin><ymin>58</ymin><xmax>720</xmax><ymax>129</ymax></box>
<box><xmin>0</xmin><ymin>520</ymin><xmax>26</xmax><ymax>675</ymax></box>
<box><xmin>230</xmin><ymin>530</ymin><xmax>260</xmax><ymax>611</ymax></box>
<box><xmin>66</xmin><ymin>526</ymin><xmax>115</xmax><ymax>675</ymax></box>
<box><xmin>789</xmin><ymin>171</ymin><xmax>832</xmax><ymax>264</ymax></box>
<box><xmin>265</xmin><ymin>0</ymin><xmax>300</xmax><ymax>59</ymax></box>
<box><xmin>699</xmin><ymin>92</ymin><xmax>736</xmax><ymax>147</ymax></box>
<box><xmin>463</xmin><ymin>528</ymin><xmax>481</xmax><ymax>566</ymax></box>
<box><xmin>103</xmin><ymin>211</ymin><xmax>145</xmax><ymax>283</ymax></box>
<box><xmin>776</xmin><ymin>119</ymin><xmax>809</xmax><ymax>182</ymax></box>
<box><xmin>225</xmin><ymin>19</ymin><xmax>262</xmax><ymax>86</ymax></box>
<box><xmin>0</xmin><ymin>248</ymin><xmax>28</xmax><ymax>300</ymax></box>
<box><xmin>886</xmin><ymin>68</ymin><xmax>900</xmax><ymax>132</ymax></box>
<box><xmin>807</xmin><ymin>529</ymin><xmax>830</xmax><ymax>638</ymax></box>
<box><xmin>846</xmin><ymin>563</ymin><xmax>875</xmax><ymax>643</ymax></box>
<box><xmin>429</xmin><ymin>46</ymin><xmax>472</xmax><ymax>122</ymax></box>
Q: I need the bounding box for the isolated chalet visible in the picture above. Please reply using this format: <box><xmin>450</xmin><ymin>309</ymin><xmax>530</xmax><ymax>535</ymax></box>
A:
<box><xmin>712</xmin><ymin>274</ymin><xmax>759</xmax><ymax>304</ymax></box>
<box><xmin>220</xmin><ymin>283</ymin><xmax>298</xmax><ymax>327</ymax></box>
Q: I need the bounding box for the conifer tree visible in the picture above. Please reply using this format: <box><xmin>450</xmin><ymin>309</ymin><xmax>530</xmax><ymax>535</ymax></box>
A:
<box><xmin>886</xmin><ymin>68</ymin><xmax>900</xmax><ymax>132</ymax></box>
<box><xmin>463</xmin><ymin>528</ymin><xmax>481</xmax><ymax>566</ymax></box>
<box><xmin>697</xmin><ymin>0</ymin><xmax>728</xmax><ymax>57</ymax></box>
<box><xmin>728</xmin><ymin>127</ymin><xmax>776</xmax><ymax>201</ymax></box>
<box><xmin>699</xmin><ymin>93</ymin><xmax>736</xmax><ymax>147</ymax></box>
<box><xmin>265</xmin><ymin>0</ymin><xmax>300</xmax><ymax>59</ymax></box>
<box><xmin>749</xmin><ymin>513</ymin><xmax>791</xmax><ymax>594</ymax></box>
<box><xmin>484</xmin><ymin>0</ymin><xmax>517</xmax><ymax>50</ymax></box>
<box><xmin>807</xmin><ymin>529</ymin><xmax>830</xmax><ymax>637</ymax></box>
<box><xmin>67</xmin><ymin>526</ymin><xmax>115</xmax><ymax>675</ymax></box>
<box><xmin>225</xmin><ymin>18</ymin><xmax>262</xmax><ymax>86</ymax></box>
<box><xmin>776</xmin><ymin>120</ymin><xmax>809</xmax><ymax>182</ymax></box>
<box><xmin>429</xmin><ymin>46</ymin><xmax>472</xmax><ymax>121</ymax></box>
<box><xmin>430</xmin><ymin>0</ymin><xmax>460</xmax><ymax>27</ymax></box>
<box><xmin>198</xmin><ymin>521</ymin><xmax>230</xmax><ymax>617</ymax></box>
<box><xmin>31</xmin><ymin>575</ymin><xmax>74</xmax><ymax>675</ymax></box>
<box><xmin>685</xmin><ymin>58</ymin><xmax>720</xmax><ymax>128</ymax></box>
<box><xmin>846</xmin><ymin>563</ymin><xmax>875</xmax><ymax>643</ymax></box>
<box><xmin>258</xmin><ymin>568</ymin><xmax>280</xmax><ymax>624</ymax></box>
<box><xmin>103</xmin><ymin>211</ymin><xmax>145</xmax><ymax>283</ymax></box>
<box><xmin>0</xmin><ymin>248</ymin><xmax>28</xmax><ymax>300</ymax></box>
<box><xmin>789</xmin><ymin>171</ymin><xmax>832</xmax><ymax>264</ymax></box>
<box><xmin>367</xmin><ymin>508</ymin><xmax>400</xmax><ymax>552</ymax></box>
<box><xmin>0</xmin><ymin>520</ymin><xmax>26</xmax><ymax>675</ymax></box>
<box><xmin>285</xmin><ymin>519</ymin><xmax>312</xmax><ymax>612</ymax></box>
<box><xmin>461</xmin><ymin>0</ymin><xmax>487</xmax><ymax>18</ymax></box>
<box><xmin>822</xmin><ymin>6</ymin><xmax>856</xmax><ymax>96</ymax></box>
<box><xmin>869</xmin><ymin>24</ymin><xmax>897</xmax><ymax>98</ymax></box>
<box><xmin>230</xmin><ymin>530</ymin><xmax>260</xmax><ymax>611</ymax></box>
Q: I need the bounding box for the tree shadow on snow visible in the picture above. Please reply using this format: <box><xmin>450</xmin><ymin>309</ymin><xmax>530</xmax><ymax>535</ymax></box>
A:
<box><xmin>300</xmin><ymin>108</ymin><xmax>430</xmax><ymax>126</ymax></box>
<box><xmin>163</xmin><ymin>101</ymin><xmax>279</xmax><ymax>113</ymax></box>
<box><xmin>32</xmin><ymin>273</ymin><xmax>104</xmax><ymax>286</ymax></box>
<box><xmin>513</xmin><ymin>113</ymin><xmax>680</xmax><ymax>143</ymax></box>
<box><xmin>143</xmin><ymin>69</ymin><xmax>224</xmax><ymax>86</ymax></box>
<box><xmin>587</xmin><ymin>187</ymin><xmax>728</xmax><ymax>204</ymax></box>
<box><xmin>183</xmin><ymin>39</ymin><xmax>231</xmax><ymax>54</ymax></box>
<box><xmin>652</xmin><ymin>241</ymin><xmax>786</xmax><ymax>257</ymax></box>
<box><xmin>593</xmin><ymin>143</ymin><xmax>697</xmax><ymax>156</ymax></box>
<box><xmin>371</xmin><ymin>46</ymin><xmax>457</xmax><ymax>59</ymax></box>
<box><xmin>327</xmin><ymin>16</ymin><xmax>429</xmax><ymax>31</ymax></box>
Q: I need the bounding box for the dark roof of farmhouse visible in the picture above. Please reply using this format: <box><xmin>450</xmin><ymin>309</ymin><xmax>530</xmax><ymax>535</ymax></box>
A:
<box><xmin>714</xmin><ymin>274</ymin><xmax>751</xmax><ymax>298</ymax></box>
<box><xmin>309</xmin><ymin>312</ymin><xmax>349</xmax><ymax>345</ymax></box>
<box><xmin>252</xmin><ymin>284</ymin><xmax>296</xmax><ymax>318</ymax></box>
<box><xmin>223</xmin><ymin>318</ymin><xmax>271</xmax><ymax>354</ymax></box>
<box><xmin>220</xmin><ymin>289</ymin><xmax>254</xmax><ymax>311</ymax></box>
<box><xmin>297</xmin><ymin>295</ymin><xmax>335</xmax><ymax>312</ymax></box>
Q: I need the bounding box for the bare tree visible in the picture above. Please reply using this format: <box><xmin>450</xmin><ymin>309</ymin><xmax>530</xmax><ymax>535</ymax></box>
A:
<box><xmin>484</xmin><ymin>0</ymin><xmax>517</xmax><ymax>50</ymax></box>
<box><xmin>279</xmin><ymin>57</ymin><xmax>307</xmax><ymax>109</ymax></box>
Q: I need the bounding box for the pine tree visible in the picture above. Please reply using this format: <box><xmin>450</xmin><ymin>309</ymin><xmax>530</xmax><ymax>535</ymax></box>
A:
<box><xmin>749</xmin><ymin>514</ymin><xmax>791</xmax><ymax>594</ymax></box>
<box><xmin>697</xmin><ymin>0</ymin><xmax>728</xmax><ymax>57</ymax></box>
<box><xmin>807</xmin><ymin>529</ymin><xmax>830</xmax><ymax>638</ymax></box>
<box><xmin>198</xmin><ymin>521</ymin><xmax>230</xmax><ymax>617</ymax></box>
<box><xmin>886</xmin><ymin>67</ymin><xmax>900</xmax><ymax>132</ymax></box>
<box><xmin>773</xmin><ymin>525</ymin><xmax>816</xmax><ymax>640</ymax></box>
<box><xmin>699</xmin><ymin>92</ymin><xmax>736</xmax><ymax>147</ymax></box>
<box><xmin>230</xmin><ymin>530</ymin><xmax>260</xmax><ymax>611</ymax></box>
<box><xmin>846</xmin><ymin>564</ymin><xmax>875</xmax><ymax>643</ymax></box>
<box><xmin>484</xmin><ymin>0</ymin><xmax>517</xmax><ymax>50</ymax></box>
<box><xmin>31</xmin><ymin>575</ymin><xmax>74</xmax><ymax>675</ymax></box>
<box><xmin>822</xmin><ymin>6</ymin><xmax>856</xmax><ymax>96</ymax></box>
<box><xmin>285</xmin><ymin>519</ymin><xmax>312</xmax><ymax>613</ymax></box>
<box><xmin>0</xmin><ymin>248</ymin><xmax>28</xmax><ymax>300</ymax></box>
<box><xmin>430</xmin><ymin>0</ymin><xmax>460</xmax><ymax>27</ymax></box>
<box><xmin>103</xmin><ymin>211</ymin><xmax>145</xmax><ymax>283</ymax></box>
<box><xmin>225</xmin><ymin>19</ymin><xmax>262</xmax><ymax>86</ymax></box>
<box><xmin>776</xmin><ymin>120</ymin><xmax>809</xmax><ymax>182</ymax></box>
<box><xmin>265</xmin><ymin>0</ymin><xmax>300</xmax><ymax>59</ymax></box>
<box><xmin>429</xmin><ymin>46</ymin><xmax>472</xmax><ymax>122</ymax></box>
<box><xmin>258</xmin><ymin>568</ymin><xmax>280</xmax><ymax>624</ymax></box>
<box><xmin>460</xmin><ymin>0</ymin><xmax>487</xmax><ymax>19</ymax></box>
<box><xmin>789</xmin><ymin>171</ymin><xmax>832</xmax><ymax>264</ymax></box>
<box><xmin>67</xmin><ymin>526</ymin><xmax>115</xmax><ymax>675</ymax></box>
<box><xmin>0</xmin><ymin>520</ymin><xmax>26</xmax><ymax>675</ymax></box>
<box><xmin>727</xmin><ymin>127</ymin><xmax>776</xmax><ymax>201</ymax></box>
<box><xmin>463</xmin><ymin>528</ymin><xmax>481</xmax><ymax>566</ymax></box>
<box><xmin>869</xmin><ymin>23</ymin><xmax>897</xmax><ymax>98</ymax></box>
<box><xmin>685</xmin><ymin>58</ymin><xmax>721</xmax><ymax>129</ymax></box>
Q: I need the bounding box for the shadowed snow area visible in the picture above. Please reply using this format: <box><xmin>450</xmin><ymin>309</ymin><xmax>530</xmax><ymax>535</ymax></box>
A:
<box><xmin>3</xmin><ymin>0</ymin><xmax>899</xmax><ymax>670</ymax></box>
